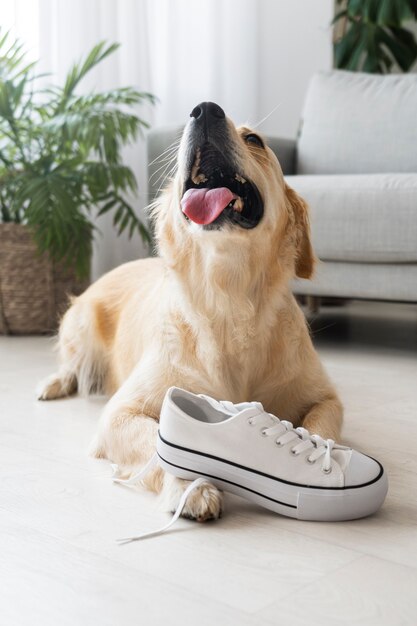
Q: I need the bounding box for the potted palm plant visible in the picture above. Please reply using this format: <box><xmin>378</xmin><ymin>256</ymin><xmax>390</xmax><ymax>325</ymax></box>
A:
<box><xmin>0</xmin><ymin>31</ymin><xmax>155</xmax><ymax>334</ymax></box>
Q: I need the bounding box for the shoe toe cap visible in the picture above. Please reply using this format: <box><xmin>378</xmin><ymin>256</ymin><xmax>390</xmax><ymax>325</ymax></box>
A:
<box><xmin>344</xmin><ymin>450</ymin><xmax>383</xmax><ymax>487</ymax></box>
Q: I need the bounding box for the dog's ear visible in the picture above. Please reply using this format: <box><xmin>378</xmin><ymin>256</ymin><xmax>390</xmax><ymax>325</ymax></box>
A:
<box><xmin>285</xmin><ymin>184</ymin><xmax>316</xmax><ymax>279</ymax></box>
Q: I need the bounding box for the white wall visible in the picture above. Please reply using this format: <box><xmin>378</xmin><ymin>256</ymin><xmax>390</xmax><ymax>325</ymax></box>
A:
<box><xmin>257</xmin><ymin>0</ymin><xmax>333</xmax><ymax>138</ymax></box>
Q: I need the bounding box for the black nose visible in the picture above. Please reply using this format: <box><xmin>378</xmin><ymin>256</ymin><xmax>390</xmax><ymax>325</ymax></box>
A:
<box><xmin>190</xmin><ymin>101</ymin><xmax>225</xmax><ymax>123</ymax></box>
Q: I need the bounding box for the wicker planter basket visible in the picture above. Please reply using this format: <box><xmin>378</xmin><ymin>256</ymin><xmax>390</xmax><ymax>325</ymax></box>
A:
<box><xmin>0</xmin><ymin>223</ymin><xmax>89</xmax><ymax>335</ymax></box>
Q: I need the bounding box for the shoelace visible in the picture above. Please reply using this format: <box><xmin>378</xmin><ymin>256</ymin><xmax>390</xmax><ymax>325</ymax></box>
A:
<box><xmin>256</xmin><ymin>418</ymin><xmax>335</xmax><ymax>473</ymax></box>
<box><xmin>199</xmin><ymin>394</ymin><xmax>337</xmax><ymax>473</ymax></box>
<box><xmin>112</xmin><ymin>454</ymin><xmax>206</xmax><ymax>543</ymax></box>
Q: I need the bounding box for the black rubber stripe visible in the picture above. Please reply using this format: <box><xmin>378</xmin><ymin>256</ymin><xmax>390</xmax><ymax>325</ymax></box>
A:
<box><xmin>157</xmin><ymin>451</ymin><xmax>297</xmax><ymax>509</ymax></box>
<box><xmin>158</xmin><ymin>432</ymin><xmax>384</xmax><ymax>491</ymax></box>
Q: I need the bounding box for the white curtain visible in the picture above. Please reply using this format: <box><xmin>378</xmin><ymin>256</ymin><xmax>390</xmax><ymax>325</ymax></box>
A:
<box><xmin>1</xmin><ymin>0</ymin><xmax>332</xmax><ymax>279</ymax></box>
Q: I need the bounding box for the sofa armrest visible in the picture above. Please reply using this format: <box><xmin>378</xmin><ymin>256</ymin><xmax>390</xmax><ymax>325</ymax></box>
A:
<box><xmin>265</xmin><ymin>136</ymin><xmax>297</xmax><ymax>175</ymax></box>
<box><xmin>147</xmin><ymin>125</ymin><xmax>184</xmax><ymax>203</ymax></box>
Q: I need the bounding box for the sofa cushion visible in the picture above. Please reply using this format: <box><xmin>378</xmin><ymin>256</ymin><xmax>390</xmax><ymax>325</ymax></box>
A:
<box><xmin>285</xmin><ymin>173</ymin><xmax>417</xmax><ymax>263</ymax></box>
<box><xmin>293</xmin><ymin>261</ymin><xmax>417</xmax><ymax>301</ymax></box>
<box><xmin>297</xmin><ymin>71</ymin><xmax>417</xmax><ymax>175</ymax></box>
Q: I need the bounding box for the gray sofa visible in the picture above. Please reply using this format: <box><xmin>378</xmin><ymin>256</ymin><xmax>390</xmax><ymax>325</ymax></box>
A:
<box><xmin>147</xmin><ymin>70</ymin><xmax>417</xmax><ymax>303</ymax></box>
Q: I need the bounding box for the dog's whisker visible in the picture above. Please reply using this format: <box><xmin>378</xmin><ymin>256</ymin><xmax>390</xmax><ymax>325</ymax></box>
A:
<box><xmin>153</xmin><ymin>139</ymin><xmax>180</xmax><ymax>155</ymax></box>
<box><xmin>250</xmin><ymin>102</ymin><xmax>283</xmax><ymax>130</ymax></box>
<box><xmin>152</xmin><ymin>149</ymin><xmax>178</xmax><ymax>169</ymax></box>
<box><xmin>150</xmin><ymin>144</ymin><xmax>181</xmax><ymax>166</ymax></box>
<box><xmin>148</xmin><ymin>138</ymin><xmax>182</xmax><ymax>167</ymax></box>
<box><xmin>149</xmin><ymin>155</ymin><xmax>178</xmax><ymax>184</ymax></box>
<box><xmin>149</xmin><ymin>150</ymin><xmax>179</xmax><ymax>175</ymax></box>
<box><xmin>149</xmin><ymin>157</ymin><xmax>177</xmax><ymax>183</ymax></box>
<box><xmin>158</xmin><ymin>158</ymin><xmax>178</xmax><ymax>184</ymax></box>
<box><xmin>151</xmin><ymin>151</ymin><xmax>179</xmax><ymax>166</ymax></box>
<box><xmin>152</xmin><ymin>161</ymin><xmax>178</xmax><ymax>194</ymax></box>
<box><xmin>154</xmin><ymin>164</ymin><xmax>178</xmax><ymax>195</ymax></box>
<box><xmin>151</xmin><ymin>165</ymin><xmax>177</xmax><ymax>192</ymax></box>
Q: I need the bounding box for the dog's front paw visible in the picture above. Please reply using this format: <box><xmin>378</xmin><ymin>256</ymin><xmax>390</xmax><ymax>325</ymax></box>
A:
<box><xmin>162</xmin><ymin>474</ymin><xmax>223</xmax><ymax>522</ymax></box>
<box><xmin>181</xmin><ymin>481</ymin><xmax>223</xmax><ymax>522</ymax></box>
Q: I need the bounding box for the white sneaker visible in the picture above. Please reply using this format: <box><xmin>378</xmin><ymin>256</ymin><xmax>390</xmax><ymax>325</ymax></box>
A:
<box><xmin>155</xmin><ymin>386</ymin><xmax>388</xmax><ymax>522</ymax></box>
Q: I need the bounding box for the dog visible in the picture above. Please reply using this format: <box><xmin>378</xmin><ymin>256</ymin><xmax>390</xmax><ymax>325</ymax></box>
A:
<box><xmin>38</xmin><ymin>101</ymin><xmax>343</xmax><ymax>521</ymax></box>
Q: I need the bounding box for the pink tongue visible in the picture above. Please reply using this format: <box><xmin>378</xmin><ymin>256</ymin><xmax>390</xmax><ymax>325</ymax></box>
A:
<box><xmin>181</xmin><ymin>188</ymin><xmax>237</xmax><ymax>225</ymax></box>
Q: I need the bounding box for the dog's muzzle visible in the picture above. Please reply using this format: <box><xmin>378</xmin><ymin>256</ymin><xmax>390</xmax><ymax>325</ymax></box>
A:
<box><xmin>180</xmin><ymin>102</ymin><xmax>264</xmax><ymax>231</ymax></box>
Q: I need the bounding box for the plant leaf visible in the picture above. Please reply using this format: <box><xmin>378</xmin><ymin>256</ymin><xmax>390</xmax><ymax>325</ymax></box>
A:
<box><xmin>380</xmin><ymin>26</ymin><xmax>417</xmax><ymax>70</ymax></box>
<box><xmin>61</xmin><ymin>41</ymin><xmax>120</xmax><ymax>106</ymax></box>
<box><xmin>335</xmin><ymin>21</ymin><xmax>363</xmax><ymax>68</ymax></box>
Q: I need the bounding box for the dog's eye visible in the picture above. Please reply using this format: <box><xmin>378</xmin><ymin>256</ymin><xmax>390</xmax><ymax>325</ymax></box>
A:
<box><xmin>245</xmin><ymin>134</ymin><xmax>264</xmax><ymax>149</ymax></box>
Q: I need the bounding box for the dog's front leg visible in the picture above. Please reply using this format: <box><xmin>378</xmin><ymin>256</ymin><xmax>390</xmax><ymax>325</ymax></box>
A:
<box><xmin>90</xmin><ymin>361</ymin><xmax>223</xmax><ymax>521</ymax></box>
<box><xmin>89</xmin><ymin>400</ymin><xmax>164</xmax><ymax>493</ymax></box>
<box><xmin>301</xmin><ymin>395</ymin><xmax>343</xmax><ymax>442</ymax></box>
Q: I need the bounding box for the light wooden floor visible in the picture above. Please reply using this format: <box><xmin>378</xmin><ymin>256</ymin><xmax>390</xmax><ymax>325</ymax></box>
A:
<box><xmin>1</xmin><ymin>301</ymin><xmax>416</xmax><ymax>626</ymax></box>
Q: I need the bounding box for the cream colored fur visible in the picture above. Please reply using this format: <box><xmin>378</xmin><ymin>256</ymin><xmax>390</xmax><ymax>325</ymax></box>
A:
<box><xmin>38</xmin><ymin>117</ymin><xmax>343</xmax><ymax>521</ymax></box>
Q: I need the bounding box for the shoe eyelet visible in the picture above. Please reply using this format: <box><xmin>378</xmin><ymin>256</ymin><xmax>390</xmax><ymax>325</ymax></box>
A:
<box><xmin>306</xmin><ymin>456</ymin><xmax>316</xmax><ymax>464</ymax></box>
<box><xmin>275</xmin><ymin>439</ymin><xmax>283</xmax><ymax>447</ymax></box>
<box><xmin>260</xmin><ymin>428</ymin><xmax>268</xmax><ymax>437</ymax></box>
<box><xmin>290</xmin><ymin>448</ymin><xmax>299</xmax><ymax>456</ymax></box>
<box><xmin>322</xmin><ymin>466</ymin><xmax>332</xmax><ymax>474</ymax></box>
<box><xmin>247</xmin><ymin>418</ymin><xmax>254</xmax><ymax>426</ymax></box>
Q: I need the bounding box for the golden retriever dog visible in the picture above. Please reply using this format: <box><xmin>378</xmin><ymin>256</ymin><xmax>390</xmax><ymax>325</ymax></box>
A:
<box><xmin>38</xmin><ymin>101</ymin><xmax>343</xmax><ymax>521</ymax></box>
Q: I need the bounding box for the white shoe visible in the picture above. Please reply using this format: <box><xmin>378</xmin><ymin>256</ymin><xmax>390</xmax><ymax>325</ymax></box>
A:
<box><xmin>155</xmin><ymin>387</ymin><xmax>388</xmax><ymax>522</ymax></box>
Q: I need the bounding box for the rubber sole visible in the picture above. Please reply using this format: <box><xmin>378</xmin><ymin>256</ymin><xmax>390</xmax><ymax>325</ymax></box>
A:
<box><xmin>157</xmin><ymin>433</ymin><xmax>388</xmax><ymax>521</ymax></box>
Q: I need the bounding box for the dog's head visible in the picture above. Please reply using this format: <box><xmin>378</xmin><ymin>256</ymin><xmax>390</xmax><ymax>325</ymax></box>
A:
<box><xmin>152</xmin><ymin>102</ymin><xmax>315</xmax><ymax>282</ymax></box>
